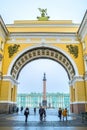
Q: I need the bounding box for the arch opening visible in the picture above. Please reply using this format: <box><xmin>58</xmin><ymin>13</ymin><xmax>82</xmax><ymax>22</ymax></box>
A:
<box><xmin>17</xmin><ymin>59</ymin><xmax>69</xmax><ymax>94</ymax></box>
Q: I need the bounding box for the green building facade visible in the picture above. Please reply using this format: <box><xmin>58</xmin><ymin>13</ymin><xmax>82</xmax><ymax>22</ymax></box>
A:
<box><xmin>17</xmin><ymin>93</ymin><xmax>70</xmax><ymax>109</ymax></box>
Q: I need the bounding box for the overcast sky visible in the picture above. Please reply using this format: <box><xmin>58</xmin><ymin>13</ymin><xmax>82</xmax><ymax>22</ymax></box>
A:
<box><xmin>0</xmin><ymin>0</ymin><xmax>87</xmax><ymax>93</ymax></box>
<box><xmin>0</xmin><ymin>0</ymin><xmax>87</xmax><ymax>24</ymax></box>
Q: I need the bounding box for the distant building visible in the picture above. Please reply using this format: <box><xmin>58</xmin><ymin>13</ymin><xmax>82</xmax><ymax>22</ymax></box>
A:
<box><xmin>17</xmin><ymin>73</ymin><xmax>70</xmax><ymax>109</ymax></box>
<box><xmin>17</xmin><ymin>92</ymin><xmax>70</xmax><ymax>109</ymax></box>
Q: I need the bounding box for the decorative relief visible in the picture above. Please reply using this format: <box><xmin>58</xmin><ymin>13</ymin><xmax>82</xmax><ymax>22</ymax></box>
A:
<box><xmin>63</xmin><ymin>58</ymin><xmax>66</xmax><ymax>63</ymax></box>
<box><xmin>66</xmin><ymin>45</ymin><xmax>78</xmax><ymax>58</ymax></box>
<box><xmin>8</xmin><ymin>44</ymin><xmax>20</xmax><ymax>58</ymax></box>
<box><xmin>24</xmin><ymin>55</ymin><xmax>28</xmax><ymax>60</ymax></box>
<box><xmin>15</xmin><ymin>65</ymin><xmax>19</xmax><ymax>70</ymax></box>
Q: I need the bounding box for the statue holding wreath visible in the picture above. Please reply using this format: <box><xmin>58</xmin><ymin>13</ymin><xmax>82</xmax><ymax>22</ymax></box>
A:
<box><xmin>37</xmin><ymin>8</ymin><xmax>50</xmax><ymax>21</ymax></box>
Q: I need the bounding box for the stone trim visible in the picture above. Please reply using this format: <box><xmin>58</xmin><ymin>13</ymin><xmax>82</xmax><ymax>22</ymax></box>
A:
<box><xmin>0</xmin><ymin>16</ymin><xmax>8</xmax><ymax>36</ymax></box>
<box><xmin>78</xmin><ymin>10</ymin><xmax>87</xmax><ymax>41</ymax></box>
<box><xmin>69</xmin><ymin>75</ymin><xmax>83</xmax><ymax>86</ymax></box>
<box><xmin>0</xmin><ymin>101</ymin><xmax>16</xmax><ymax>104</ymax></box>
<box><xmin>70</xmin><ymin>101</ymin><xmax>87</xmax><ymax>104</ymax></box>
<box><xmin>2</xmin><ymin>75</ymin><xmax>18</xmax><ymax>85</ymax></box>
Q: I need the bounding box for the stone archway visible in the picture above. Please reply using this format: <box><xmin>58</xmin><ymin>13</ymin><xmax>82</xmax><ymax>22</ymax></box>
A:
<box><xmin>1</xmin><ymin>11</ymin><xmax>87</xmax><ymax>114</ymax></box>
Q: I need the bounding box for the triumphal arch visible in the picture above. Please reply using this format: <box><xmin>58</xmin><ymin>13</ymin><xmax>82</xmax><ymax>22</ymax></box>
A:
<box><xmin>0</xmin><ymin>9</ymin><xmax>87</xmax><ymax>114</ymax></box>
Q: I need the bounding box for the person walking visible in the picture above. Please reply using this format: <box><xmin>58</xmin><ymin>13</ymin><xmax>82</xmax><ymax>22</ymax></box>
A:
<box><xmin>58</xmin><ymin>107</ymin><xmax>62</xmax><ymax>121</ymax></box>
<box><xmin>34</xmin><ymin>107</ymin><xmax>36</xmax><ymax>115</ymax></box>
<box><xmin>16</xmin><ymin>107</ymin><xmax>19</xmax><ymax>114</ymax></box>
<box><xmin>24</xmin><ymin>107</ymin><xmax>29</xmax><ymax>123</ymax></box>
<box><xmin>43</xmin><ymin>108</ymin><xmax>46</xmax><ymax>121</ymax></box>
<box><xmin>62</xmin><ymin>108</ymin><xmax>67</xmax><ymax>121</ymax></box>
<box><xmin>20</xmin><ymin>106</ymin><xmax>23</xmax><ymax>113</ymax></box>
<box><xmin>39</xmin><ymin>106</ymin><xmax>43</xmax><ymax>121</ymax></box>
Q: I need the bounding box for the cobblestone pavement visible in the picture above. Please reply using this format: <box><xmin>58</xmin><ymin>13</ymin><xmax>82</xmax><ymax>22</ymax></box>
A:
<box><xmin>0</xmin><ymin>108</ymin><xmax>87</xmax><ymax>130</ymax></box>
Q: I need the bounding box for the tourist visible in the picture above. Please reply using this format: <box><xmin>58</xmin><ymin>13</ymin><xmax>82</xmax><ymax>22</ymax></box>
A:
<box><xmin>43</xmin><ymin>108</ymin><xmax>46</xmax><ymax>121</ymax></box>
<box><xmin>39</xmin><ymin>106</ymin><xmax>44</xmax><ymax>121</ymax></box>
<box><xmin>24</xmin><ymin>107</ymin><xmax>29</xmax><ymax>123</ymax></box>
<box><xmin>16</xmin><ymin>107</ymin><xmax>19</xmax><ymax>114</ymax></box>
<box><xmin>20</xmin><ymin>106</ymin><xmax>23</xmax><ymax>113</ymax></box>
<box><xmin>34</xmin><ymin>107</ymin><xmax>36</xmax><ymax>115</ymax></box>
<box><xmin>62</xmin><ymin>108</ymin><xmax>67</xmax><ymax>121</ymax></box>
<box><xmin>58</xmin><ymin>107</ymin><xmax>62</xmax><ymax>121</ymax></box>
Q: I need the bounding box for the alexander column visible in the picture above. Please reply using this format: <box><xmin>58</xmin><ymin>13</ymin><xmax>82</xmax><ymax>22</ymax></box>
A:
<box><xmin>42</xmin><ymin>73</ymin><xmax>47</xmax><ymax>108</ymax></box>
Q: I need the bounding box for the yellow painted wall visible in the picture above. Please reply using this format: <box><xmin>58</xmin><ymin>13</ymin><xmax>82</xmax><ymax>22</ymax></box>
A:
<box><xmin>0</xmin><ymin>80</ymin><xmax>17</xmax><ymax>102</ymax></box>
<box><xmin>52</xmin><ymin>43</ymin><xmax>84</xmax><ymax>75</ymax></box>
<box><xmin>7</xmin><ymin>27</ymin><xmax>78</xmax><ymax>33</ymax></box>
<box><xmin>7</xmin><ymin>20</ymin><xmax>79</xmax><ymax>33</ymax></box>
<box><xmin>83</xmin><ymin>35</ymin><xmax>87</xmax><ymax>55</ymax></box>
<box><xmin>14</xmin><ymin>20</ymin><xmax>73</xmax><ymax>24</ymax></box>
<box><xmin>85</xmin><ymin>81</ymin><xmax>87</xmax><ymax>101</ymax></box>
<box><xmin>70</xmin><ymin>86</ymin><xmax>75</xmax><ymax>102</ymax></box>
<box><xmin>13</xmin><ymin>85</ymin><xmax>17</xmax><ymax>102</ymax></box>
<box><xmin>2</xmin><ymin>43</ymin><xmax>34</xmax><ymax>75</ymax></box>
<box><xmin>0</xmin><ymin>81</ymin><xmax>11</xmax><ymax>100</ymax></box>
<box><xmin>2</xmin><ymin>42</ymin><xmax>85</xmax><ymax>76</ymax></box>
<box><xmin>74</xmin><ymin>81</ymin><xmax>85</xmax><ymax>102</ymax></box>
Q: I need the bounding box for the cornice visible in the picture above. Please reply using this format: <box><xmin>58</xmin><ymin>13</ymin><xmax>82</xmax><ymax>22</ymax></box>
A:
<box><xmin>69</xmin><ymin>75</ymin><xmax>83</xmax><ymax>86</ymax></box>
<box><xmin>77</xmin><ymin>10</ymin><xmax>87</xmax><ymax>41</ymax></box>
<box><xmin>6</xmin><ymin>23</ymin><xmax>79</xmax><ymax>28</ymax></box>
<box><xmin>2</xmin><ymin>75</ymin><xmax>19</xmax><ymax>85</ymax></box>
<box><xmin>0</xmin><ymin>101</ymin><xmax>16</xmax><ymax>104</ymax></box>
<box><xmin>84</xmin><ymin>54</ymin><xmax>87</xmax><ymax>60</ymax></box>
<box><xmin>0</xmin><ymin>15</ymin><xmax>9</xmax><ymax>37</ymax></box>
<box><xmin>9</xmin><ymin>32</ymin><xmax>77</xmax><ymax>39</ymax></box>
<box><xmin>84</xmin><ymin>72</ymin><xmax>87</xmax><ymax>80</ymax></box>
<box><xmin>7</xmin><ymin>32</ymin><xmax>79</xmax><ymax>44</ymax></box>
<box><xmin>70</xmin><ymin>101</ymin><xmax>87</xmax><ymax>104</ymax></box>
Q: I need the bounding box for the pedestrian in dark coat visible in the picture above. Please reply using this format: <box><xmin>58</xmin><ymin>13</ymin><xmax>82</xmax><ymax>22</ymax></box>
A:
<box><xmin>24</xmin><ymin>107</ymin><xmax>29</xmax><ymax>123</ymax></box>
<box><xmin>34</xmin><ymin>107</ymin><xmax>36</xmax><ymax>115</ymax></box>
<box><xmin>16</xmin><ymin>107</ymin><xmax>19</xmax><ymax>114</ymax></box>
<box><xmin>58</xmin><ymin>107</ymin><xmax>62</xmax><ymax>121</ymax></box>
<box><xmin>39</xmin><ymin>106</ymin><xmax>43</xmax><ymax>121</ymax></box>
<box><xmin>20</xmin><ymin>106</ymin><xmax>23</xmax><ymax>113</ymax></box>
<box><xmin>43</xmin><ymin>108</ymin><xmax>46</xmax><ymax>121</ymax></box>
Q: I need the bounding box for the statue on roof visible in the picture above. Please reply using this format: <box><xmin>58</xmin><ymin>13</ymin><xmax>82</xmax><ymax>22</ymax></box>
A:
<box><xmin>37</xmin><ymin>8</ymin><xmax>50</xmax><ymax>21</ymax></box>
<box><xmin>38</xmin><ymin>8</ymin><xmax>47</xmax><ymax>17</ymax></box>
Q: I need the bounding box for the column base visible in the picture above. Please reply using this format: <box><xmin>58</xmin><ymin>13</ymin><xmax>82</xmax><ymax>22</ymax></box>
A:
<box><xmin>70</xmin><ymin>103</ymin><xmax>86</xmax><ymax>114</ymax></box>
<box><xmin>42</xmin><ymin>100</ymin><xmax>47</xmax><ymax>107</ymax></box>
<box><xmin>0</xmin><ymin>102</ymin><xmax>17</xmax><ymax>114</ymax></box>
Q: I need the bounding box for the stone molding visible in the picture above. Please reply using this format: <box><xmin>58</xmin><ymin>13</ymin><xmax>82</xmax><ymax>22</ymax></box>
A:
<box><xmin>78</xmin><ymin>10</ymin><xmax>87</xmax><ymax>41</ymax></box>
<box><xmin>0</xmin><ymin>101</ymin><xmax>16</xmax><ymax>104</ymax></box>
<box><xmin>2</xmin><ymin>75</ymin><xmax>18</xmax><ymax>85</ymax></box>
<box><xmin>7</xmin><ymin>32</ymin><xmax>79</xmax><ymax>44</ymax></box>
<box><xmin>69</xmin><ymin>75</ymin><xmax>84</xmax><ymax>86</ymax></box>
<box><xmin>0</xmin><ymin>15</ymin><xmax>9</xmax><ymax>39</ymax></box>
<box><xmin>70</xmin><ymin>101</ymin><xmax>87</xmax><ymax>104</ymax></box>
